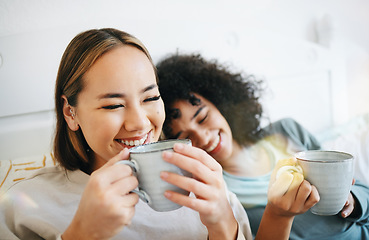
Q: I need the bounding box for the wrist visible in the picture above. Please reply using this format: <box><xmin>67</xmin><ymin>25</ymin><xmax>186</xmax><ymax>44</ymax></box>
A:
<box><xmin>255</xmin><ymin>204</ymin><xmax>294</xmax><ymax>240</ymax></box>
<box><xmin>62</xmin><ymin>217</ymin><xmax>100</xmax><ymax>240</ymax></box>
<box><xmin>207</xmin><ymin>216</ymin><xmax>238</xmax><ymax>240</ymax></box>
<box><xmin>263</xmin><ymin>203</ymin><xmax>295</xmax><ymax>231</ymax></box>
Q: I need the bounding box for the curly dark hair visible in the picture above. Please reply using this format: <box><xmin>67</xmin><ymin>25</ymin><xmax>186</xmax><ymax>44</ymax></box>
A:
<box><xmin>157</xmin><ymin>53</ymin><xmax>266</xmax><ymax>147</ymax></box>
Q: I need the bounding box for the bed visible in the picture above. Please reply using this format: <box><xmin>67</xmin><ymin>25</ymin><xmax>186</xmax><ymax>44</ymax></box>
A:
<box><xmin>1</xmin><ymin>22</ymin><xmax>368</xmax><ymax>193</ymax></box>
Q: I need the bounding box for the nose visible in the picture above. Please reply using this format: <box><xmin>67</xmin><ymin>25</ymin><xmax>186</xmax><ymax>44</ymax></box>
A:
<box><xmin>123</xmin><ymin>104</ymin><xmax>150</xmax><ymax>132</ymax></box>
<box><xmin>191</xmin><ymin>127</ymin><xmax>211</xmax><ymax>149</ymax></box>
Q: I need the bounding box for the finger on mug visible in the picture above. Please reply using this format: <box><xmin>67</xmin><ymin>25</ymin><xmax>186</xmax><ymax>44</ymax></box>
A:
<box><xmin>162</xmin><ymin>151</ymin><xmax>216</xmax><ymax>184</ymax></box>
<box><xmin>121</xmin><ymin>192</ymin><xmax>140</xmax><ymax>208</ymax></box>
<box><xmin>98</xmin><ymin>162</ymin><xmax>135</xmax><ymax>183</ymax></box>
<box><xmin>164</xmin><ymin>189</ymin><xmax>208</xmax><ymax>212</ymax></box>
<box><xmin>103</xmin><ymin>148</ymin><xmax>131</xmax><ymax>168</ymax></box>
<box><xmin>305</xmin><ymin>185</ymin><xmax>320</xmax><ymax>208</ymax></box>
<box><xmin>109</xmin><ymin>175</ymin><xmax>138</xmax><ymax>195</ymax></box>
<box><xmin>172</xmin><ymin>143</ymin><xmax>221</xmax><ymax>171</ymax></box>
<box><xmin>341</xmin><ymin>194</ymin><xmax>354</xmax><ymax>218</ymax></box>
<box><xmin>292</xmin><ymin>180</ymin><xmax>313</xmax><ymax>205</ymax></box>
<box><xmin>91</xmin><ymin>161</ymin><xmax>134</xmax><ymax>187</ymax></box>
<box><xmin>160</xmin><ymin>170</ymin><xmax>212</xmax><ymax>199</ymax></box>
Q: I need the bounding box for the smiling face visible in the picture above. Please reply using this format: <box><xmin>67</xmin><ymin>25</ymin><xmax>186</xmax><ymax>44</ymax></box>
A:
<box><xmin>167</xmin><ymin>93</ymin><xmax>237</xmax><ymax>165</ymax></box>
<box><xmin>69</xmin><ymin>45</ymin><xmax>165</xmax><ymax>170</ymax></box>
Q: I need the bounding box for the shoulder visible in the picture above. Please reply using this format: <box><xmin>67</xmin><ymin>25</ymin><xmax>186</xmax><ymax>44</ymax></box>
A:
<box><xmin>263</xmin><ymin>118</ymin><xmax>321</xmax><ymax>150</ymax></box>
<box><xmin>263</xmin><ymin>118</ymin><xmax>303</xmax><ymax>135</ymax></box>
<box><xmin>2</xmin><ymin>165</ymin><xmax>87</xmax><ymax>199</ymax></box>
<box><xmin>2</xmin><ymin>166</ymin><xmax>64</xmax><ymax>195</ymax></box>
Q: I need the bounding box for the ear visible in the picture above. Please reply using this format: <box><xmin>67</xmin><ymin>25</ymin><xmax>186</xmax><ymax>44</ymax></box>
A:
<box><xmin>62</xmin><ymin>95</ymin><xmax>80</xmax><ymax>131</ymax></box>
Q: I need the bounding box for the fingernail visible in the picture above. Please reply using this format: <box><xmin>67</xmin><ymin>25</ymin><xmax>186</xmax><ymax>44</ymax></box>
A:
<box><xmin>160</xmin><ymin>171</ymin><xmax>169</xmax><ymax>179</ymax></box>
<box><xmin>174</xmin><ymin>143</ymin><xmax>184</xmax><ymax>150</ymax></box>
<box><xmin>164</xmin><ymin>191</ymin><xmax>171</xmax><ymax>198</ymax></box>
<box><xmin>162</xmin><ymin>151</ymin><xmax>173</xmax><ymax>160</ymax></box>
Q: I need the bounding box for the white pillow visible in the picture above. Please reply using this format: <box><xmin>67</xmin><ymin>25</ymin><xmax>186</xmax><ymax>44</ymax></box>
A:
<box><xmin>317</xmin><ymin>113</ymin><xmax>369</xmax><ymax>186</ymax></box>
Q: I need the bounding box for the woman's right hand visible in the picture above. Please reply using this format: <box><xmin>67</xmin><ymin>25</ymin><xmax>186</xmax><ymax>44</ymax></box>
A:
<box><xmin>267</xmin><ymin>158</ymin><xmax>320</xmax><ymax>216</ymax></box>
<box><xmin>255</xmin><ymin>158</ymin><xmax>320</xmax><ymax>240</ymax></box>
<box><xmin>62</xmin><ymin>148</ymin><xmax>139</xmax><ymax>240</ymax></box>
<box><xmin>256</xmin><ymin>179</ymin><xmax>320</xmax><ymax>240</ymax></box>
<box><xmin>268</xmin><ymin>179</ymin><xmax>320</xmax><ymax>217</ymax></box>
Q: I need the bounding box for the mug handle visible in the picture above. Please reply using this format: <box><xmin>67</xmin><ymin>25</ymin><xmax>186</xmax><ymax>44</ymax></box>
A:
<box><xmin>115</xmin><ymin>160</ymin><xmax>151</xmax><ymax>204</ymax></box>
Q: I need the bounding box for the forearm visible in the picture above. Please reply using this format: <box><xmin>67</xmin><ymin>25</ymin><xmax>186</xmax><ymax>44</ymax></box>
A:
<box><xmin>255</xmin><ymin>204</ymin><xmax>294</xmax><ymax>240</ymax></box>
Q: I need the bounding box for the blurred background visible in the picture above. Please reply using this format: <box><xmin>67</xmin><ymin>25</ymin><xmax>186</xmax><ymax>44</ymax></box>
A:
<box><xmin>0</xmin><ymin>0</ymin><xmax>369</xmax><ymax>159</ymax></box>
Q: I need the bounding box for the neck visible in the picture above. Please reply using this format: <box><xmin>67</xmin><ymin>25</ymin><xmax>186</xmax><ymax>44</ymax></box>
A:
<box><xmin>222</xmin><ymin>140</ymin><xmax>273</xmax><ymax>177</ymax></box>
<box><xmin>221</xmin><ymin>140</ymin><xmax>243</xmax><ymax>175</ymax></box>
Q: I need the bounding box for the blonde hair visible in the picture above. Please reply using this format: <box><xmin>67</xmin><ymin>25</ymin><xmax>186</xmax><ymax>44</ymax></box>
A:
<box><xmin>54</xmin><ymin>28</ymin><xmax>155</xmax><ymax>172</ymax></box>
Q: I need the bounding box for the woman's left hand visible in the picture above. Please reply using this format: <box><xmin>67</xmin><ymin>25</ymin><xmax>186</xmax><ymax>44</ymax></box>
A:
<box><xmin>341</xmin><ymin>193</ymin><xmax>355</xmax><ymax>218</ymax></box>
<box><xmin>160</xmin><ymin>143</ymin><xmax>238</xmax><ymax>240</ymax></box>
<box><xmin>341</xmin><ymin>179</ymin><xmax>356</xmax><ymax>218</ymax></box>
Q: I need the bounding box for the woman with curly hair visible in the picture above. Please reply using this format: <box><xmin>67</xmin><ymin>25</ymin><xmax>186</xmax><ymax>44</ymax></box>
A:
<box><xmin>157</xmin><ymin>53</ymin><xmax>369</xmax><ymax>240</ymax></box>
<box><xmin>158</xmin><ymin>53</ymin><xmax>264</xmax><ymax>147</ymax></box>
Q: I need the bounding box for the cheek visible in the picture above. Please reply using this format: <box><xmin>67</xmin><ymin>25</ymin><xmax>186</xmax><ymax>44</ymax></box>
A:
<box><xmin>154</xmin><ymin>101</ymin><xmax>165</xmax><ymax>126</ymax></box>
<box><xmin>79</xmin><ymin>114</ymin><xmax>120</xmax><ymax>142</ymax></box>
<box><xmin>151</xmin><ymin>104</ymin><xmax>165</xmax><ymax>140</ymax></box>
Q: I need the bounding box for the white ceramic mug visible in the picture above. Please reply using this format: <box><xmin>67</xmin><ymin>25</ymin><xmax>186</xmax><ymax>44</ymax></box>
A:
<box><xmin>295</xmin><ymin>150</ymin><xmax>354</xmax><ymax>215</ymax></box>
<box><xmin>116</xmin><ymin>139</ymin><xmax>192</xmax><ymax>212</ymax></box>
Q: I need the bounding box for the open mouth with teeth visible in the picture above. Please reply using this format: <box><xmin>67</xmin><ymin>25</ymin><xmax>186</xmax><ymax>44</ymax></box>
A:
<box><xmin>115</xmin><ymin>133</ymin><xmax>149</xmax><ymax>148</ymax></box>
<box><xmin>206</xmin><ymin>133</ymin><xmax>221</xmax><ymax>154</ymax></box>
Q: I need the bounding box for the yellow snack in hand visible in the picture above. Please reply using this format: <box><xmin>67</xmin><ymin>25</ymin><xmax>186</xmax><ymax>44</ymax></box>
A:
<box><xmin>269</xmin><ymin>158</ymin><xmax>304</xmax><ymax>198</ymax></box>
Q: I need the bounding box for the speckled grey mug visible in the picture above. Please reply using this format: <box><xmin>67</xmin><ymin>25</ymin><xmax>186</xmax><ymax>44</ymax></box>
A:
<box><xmin>295</xmin><ymin>150</ymin><xmax>354</xmax><ymax>215</ymax></box>
<box><xmin>116</xmin><ymin>139</ymin><xmax>192</xmax><ymax>212</ymax></box>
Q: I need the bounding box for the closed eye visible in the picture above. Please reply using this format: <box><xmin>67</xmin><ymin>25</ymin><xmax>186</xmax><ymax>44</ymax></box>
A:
<box><xmin>102</xmin><ymin>104</ymin><xmax>124</xmax><ymax>110</ymax></box>
<box><xmin>198</xmin><ymin>113</ymin><xmax>208</xmax><ymax>124</ymax></box>
<box><xmin>144</xmin><ymin>95</ymin><xmax>161</xmax><ymax>102</ymax></box>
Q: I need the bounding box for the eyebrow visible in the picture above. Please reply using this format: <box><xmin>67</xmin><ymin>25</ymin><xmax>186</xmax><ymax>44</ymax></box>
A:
<box><xmin>172</xmin><ymin>105</ymin><xmax>204</xmax><ymax>139</ymax></box>
<box><xmin>143</xmin><ymin>84</ymin><xmax>157</xmax><ymax>93</ymax></box>
<box><xmin>192</xmin><ymin>106</ymin><xmax>204</xmax><ymax>120</ymax></box>
<box><xmin>98</xmin><ymin>93</ymin><xmax>124</xmax><ymax>99</ymax></box>
<box><xmin>97</xmin><ymin>84</ymin><xmax>158</xmax><ymax>100</ymax></box>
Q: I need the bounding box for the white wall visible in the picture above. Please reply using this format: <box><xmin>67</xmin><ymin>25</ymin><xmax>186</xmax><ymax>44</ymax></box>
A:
<box><xmin>0</xmin><ymin>0</ymin><xmax>368</xmax><ymax>160</ymax></box>
<box><xmin>1</xmin><ymin>0</ymin><xmax>368</xmax><ymax>117</ymax></box>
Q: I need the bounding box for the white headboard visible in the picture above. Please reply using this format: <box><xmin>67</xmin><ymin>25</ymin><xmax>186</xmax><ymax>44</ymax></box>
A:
<box><xmin>0</xmin><ymin>22</ymin><xmax>347</xmax><ymax>160</ymax></box>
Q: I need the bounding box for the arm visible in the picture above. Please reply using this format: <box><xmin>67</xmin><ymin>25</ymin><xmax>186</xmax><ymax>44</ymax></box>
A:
<box><xmin>62</xmin><ymin>149</ymin><xmax>139</xmax><ymax>240</ymax></box>
<box><xmin>161</xmin><ymin>143</ymin><xmax>242</xmax><ymax>240</ymax></box>
<box><xmin>255</xmin><ymin>204</ymin><xmax>294</xmax><ymax>240</ymax></box>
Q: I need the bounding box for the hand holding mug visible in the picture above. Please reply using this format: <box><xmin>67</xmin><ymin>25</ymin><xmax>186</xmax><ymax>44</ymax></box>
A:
<box><xmin>160</xmin><ymin>142</ymin><xmax>239</xmax><ymax>238</ymax></box>
<box><xmin>340</xmin><ymin>179</ymin><xmax>356</xmax><ymax>218</ymax></box>
<box><xmin>63</xmin><ymin>149</ymin><xmax>139</xmax><ymax>239</ymax></box>
<box><xmin>296</xmin><ymin>150</ymin><xmax>354</xmax><ymax>215</ymax></box>
<box><xmin>116</xmin><ymin>139</ymin><xmax>192</xmax><ymax>212</ymax></box>
<box><xmin>268</xmin><ymin>158</ymin><xmax>319</xmax><ymax>217</ymax></box>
